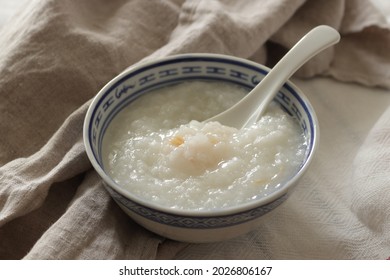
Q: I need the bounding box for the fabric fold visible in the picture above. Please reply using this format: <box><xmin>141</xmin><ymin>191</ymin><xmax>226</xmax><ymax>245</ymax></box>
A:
<box><xmin>0</xmin><ymin>103</ymin><xmax>90</xmax><ymax>227</ymax></box>
<box><xmin>0</xmin><ymin>0</ymin><xmax>389</xmax><ymax>259</ymax></box>
<box><xmin>24</xmin><ymin>171</ymin><xmax>163</xmax><ymax>260</ymax></box>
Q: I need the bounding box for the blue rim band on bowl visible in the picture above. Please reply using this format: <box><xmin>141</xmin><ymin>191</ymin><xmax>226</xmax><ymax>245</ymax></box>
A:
<box><xmin>83</xmin><ymin>53</ymin><xmax>319</xmax><ymax>225</ymax></box>
<box><xmin>106</xmin><ymin>184</ymin><xmax>288</xmax><ymax>229</ymax></box>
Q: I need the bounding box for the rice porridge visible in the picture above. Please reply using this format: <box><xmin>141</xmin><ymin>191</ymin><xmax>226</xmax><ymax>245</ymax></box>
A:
<box><xmin>102</xmin><ymin>81</ymin><xmax>307</xmax><ymax>210</ymax></box>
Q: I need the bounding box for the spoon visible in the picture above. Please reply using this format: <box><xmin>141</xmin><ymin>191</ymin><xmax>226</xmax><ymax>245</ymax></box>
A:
<box><xmin>206</xmin><ymin>25</ymin><xmax>340</xmax><ymax>129</ymax></box>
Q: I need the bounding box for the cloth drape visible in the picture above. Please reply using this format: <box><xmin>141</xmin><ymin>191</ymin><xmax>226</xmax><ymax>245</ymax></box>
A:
<box><xmin>0</xmin><ymin>0</ymin><xmax>389</xmax><ymax>259</ymax></box>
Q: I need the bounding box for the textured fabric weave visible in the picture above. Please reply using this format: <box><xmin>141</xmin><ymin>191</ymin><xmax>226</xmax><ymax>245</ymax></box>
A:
<box><xmin>0</xmin><ymin>0</ymin><xmax>389</xmax><ymax>259</ymax></box>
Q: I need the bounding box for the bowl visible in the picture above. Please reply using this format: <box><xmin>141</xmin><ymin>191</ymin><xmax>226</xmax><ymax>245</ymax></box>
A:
<box><xmin>83</xmin><ymin>53</ymin><xmax>319</xmax><ymax>243</ymax></box>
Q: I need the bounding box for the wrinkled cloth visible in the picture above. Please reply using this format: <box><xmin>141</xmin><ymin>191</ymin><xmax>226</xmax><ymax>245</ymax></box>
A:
<box><xmin>0</xmin><ymin>0</ymin><xmax>389</xmax><ymax>259</ymax></box>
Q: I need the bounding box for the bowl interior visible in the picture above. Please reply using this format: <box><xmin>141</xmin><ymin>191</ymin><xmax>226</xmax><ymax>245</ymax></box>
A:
<box><xmin>84</xmin><ymin>54</ymin><xmax>318</xmax><ymax>213</ymax></box>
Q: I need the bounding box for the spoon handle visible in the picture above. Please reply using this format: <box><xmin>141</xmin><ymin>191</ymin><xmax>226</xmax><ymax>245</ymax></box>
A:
<box><xmin>207</xmin><ymin>25</ymin><xmax>340</xmax><ymax>129</ymax></box>
<box><xmin>243</xmin><ymin>25</ymin><xmax>340</xmax><ymax>128</ymax></box>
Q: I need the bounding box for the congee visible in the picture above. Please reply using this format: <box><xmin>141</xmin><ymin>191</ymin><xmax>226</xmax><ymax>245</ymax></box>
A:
<box><xmin>102</xmin><ymin>81</ymin><xmax>307</xmax><ymax>210</ymax></box>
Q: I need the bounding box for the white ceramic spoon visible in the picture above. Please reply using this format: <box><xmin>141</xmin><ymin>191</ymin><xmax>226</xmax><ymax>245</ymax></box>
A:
<box><xmin>206</xmin><ymin>25</ymin><xmax>340</xmax><ymax>129</ymax></box>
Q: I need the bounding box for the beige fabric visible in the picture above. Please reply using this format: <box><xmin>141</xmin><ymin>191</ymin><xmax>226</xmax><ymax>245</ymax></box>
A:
<box><xmin>0</xmin><ymin>0</ymin><xmax>389</xmax><ymax>259</ymax></box>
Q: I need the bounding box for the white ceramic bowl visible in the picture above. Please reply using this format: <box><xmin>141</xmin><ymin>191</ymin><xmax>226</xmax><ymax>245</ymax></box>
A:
<box><xmin>83</xmin><ymin>53</ymin><xmax>319</xmax><ymax>242</ymax></box>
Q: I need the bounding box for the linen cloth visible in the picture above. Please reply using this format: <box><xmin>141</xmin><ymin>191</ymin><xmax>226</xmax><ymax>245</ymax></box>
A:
<box><xmin>0</xmin><ymin>0</ymin><xmax>389</xmax><ymax>259</ymax></box>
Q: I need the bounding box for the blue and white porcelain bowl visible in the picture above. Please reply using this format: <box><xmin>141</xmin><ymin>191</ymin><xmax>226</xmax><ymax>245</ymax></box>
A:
<box><xmin>83</xmin><ymin>53</ymin><xmax>319</xmax><ymax>242</ymax></box>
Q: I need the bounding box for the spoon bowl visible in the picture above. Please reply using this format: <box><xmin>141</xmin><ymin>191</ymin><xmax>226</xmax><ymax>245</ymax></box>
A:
<box><xmin>206</xmin><ymin>25</ymin><xmax>340</xmax><ymax>129</ymax></box>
